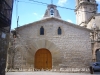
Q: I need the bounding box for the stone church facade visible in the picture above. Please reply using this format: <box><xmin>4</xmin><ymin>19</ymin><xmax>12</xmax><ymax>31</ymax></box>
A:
<box><xmin>7</xmin><ymin>0</ymin><xmax>100</xmax><ymax>72</ymax></box>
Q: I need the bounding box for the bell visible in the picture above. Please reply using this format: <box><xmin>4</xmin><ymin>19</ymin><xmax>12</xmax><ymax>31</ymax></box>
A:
<box><xmin>50</xmin><ymin>10</ymin><xmax>54</xmax><ymax>15</ymax></box>
<box><xmin>51</xmin><ymin>13</ymin><xmax>53</xmax><ymax>15</ymax></box>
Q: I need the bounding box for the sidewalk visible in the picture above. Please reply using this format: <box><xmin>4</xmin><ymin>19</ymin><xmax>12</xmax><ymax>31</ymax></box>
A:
<box><xmin>6</xmin><ymin>71</ymin><xmax>98</xmax><ymax>75</ymax></box>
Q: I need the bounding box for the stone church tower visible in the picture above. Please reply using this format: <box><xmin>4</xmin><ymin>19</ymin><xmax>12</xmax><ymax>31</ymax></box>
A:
<box><xmin>75</xmin><ymin>0</ymin><xmax>98</xmax><ymax>27</ymax></box>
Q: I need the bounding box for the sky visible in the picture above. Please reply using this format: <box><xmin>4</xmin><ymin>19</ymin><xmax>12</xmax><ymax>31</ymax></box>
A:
<box><xmin>11</xmin><ymin>0</ymin><xmax>100</xmax><ymax>29</ymax></box>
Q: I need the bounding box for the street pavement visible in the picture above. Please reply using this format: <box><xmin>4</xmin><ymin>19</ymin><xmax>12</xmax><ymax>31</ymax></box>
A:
<box><xmin>6</xmin><ymin>71</ymin><xmax>99</xmax><ymax>75</ymax></box>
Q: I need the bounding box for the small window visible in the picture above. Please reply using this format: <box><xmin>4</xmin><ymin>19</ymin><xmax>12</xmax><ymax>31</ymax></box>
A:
<box><xmin>58</xmin><ymin>27</ymin><xmax>62</xmax><ymax>35</ymax></box>
<box><xmin>40</xmin><ymin>26</ymin><xmax>44</xmax><ymax>35</ymax></box>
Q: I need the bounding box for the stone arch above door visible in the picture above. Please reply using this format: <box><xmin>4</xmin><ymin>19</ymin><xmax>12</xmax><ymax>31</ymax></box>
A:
<box><xmin>26</xmin><ymin>39</ymin><xmax>61</xmax><ymax>56</ymax></box>
<box><xmin>25</xmin><ymin>39</ymin><xmax>61</xmax><ymax>68</ymax></box>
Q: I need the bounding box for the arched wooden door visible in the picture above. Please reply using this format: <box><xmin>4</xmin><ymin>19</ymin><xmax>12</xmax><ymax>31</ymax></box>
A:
<box><xmin>35</xmin><ymin>48</ymin><xmax>52</xmax><ymax>70</ymax></box>
<box><xmin>96</xmin><ymin>49</ymin><xmax>100</xmax><ymax>62</ymax></box>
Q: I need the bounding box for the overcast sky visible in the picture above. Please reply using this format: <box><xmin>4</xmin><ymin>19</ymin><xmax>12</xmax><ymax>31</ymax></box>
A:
<box><xmin>11</xmin><ymin>0</ymin><xmax>100</xmax><ymax>29</ymax></box>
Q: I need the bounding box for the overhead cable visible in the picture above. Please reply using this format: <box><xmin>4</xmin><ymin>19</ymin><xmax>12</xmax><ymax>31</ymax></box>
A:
<box><xmin>18</xmin><ymin>0</ymin><xmax>96</xmax><ymax>13</ymax></box>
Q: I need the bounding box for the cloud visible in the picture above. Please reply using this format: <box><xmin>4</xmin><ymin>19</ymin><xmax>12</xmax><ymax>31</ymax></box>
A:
<box><xmin>33</xmin><ymin>13</ymin><xmax>38</xmax><ymax>16</ymax></box>
<box><xmin>57</xmin><ymin>0</ymin><xmax>67</xmax><ymax>6</ymax></box>
<box><xmin>67</xmin><ymin>19</ymin><xmax>72</xmax><ymax>23</ymax></box>
<box><xmin>96</xmin><ymin>0</ymin><xmax>100</xmax><ymax>4</ymax></box>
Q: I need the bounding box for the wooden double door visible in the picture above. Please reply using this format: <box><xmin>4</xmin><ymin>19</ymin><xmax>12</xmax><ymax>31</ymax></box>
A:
<box><xmin>35</xmin><ymin>48</ymin><xmax>52</xmax><ymax>70</ymax></box>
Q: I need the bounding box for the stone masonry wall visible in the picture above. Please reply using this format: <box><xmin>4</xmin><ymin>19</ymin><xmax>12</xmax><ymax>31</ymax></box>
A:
<box><xmin>9</xmin><ymin>19</ymin><xmax>92</xmax><ymax>72</ymax></box>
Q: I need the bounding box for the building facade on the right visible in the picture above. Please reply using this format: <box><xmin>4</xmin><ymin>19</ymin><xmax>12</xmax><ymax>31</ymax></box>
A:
<box><xmin>75</xmin><ymin>0</ymin><xmax>100</xmax><ymax>62</ymax></box>
<box><xmin>75</xmin><ymin>0</ymin><xmax>98</xmax><ymax>27</ymax></box>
